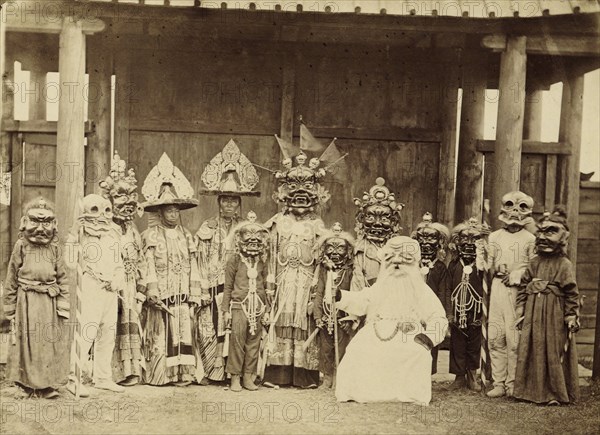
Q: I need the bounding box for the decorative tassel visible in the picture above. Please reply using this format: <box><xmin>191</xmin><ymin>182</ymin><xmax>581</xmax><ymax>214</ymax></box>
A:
<box><xmin>450</xmin><ymin>263</ymin><xmax>482</xmax><ymax>329</ymax></box>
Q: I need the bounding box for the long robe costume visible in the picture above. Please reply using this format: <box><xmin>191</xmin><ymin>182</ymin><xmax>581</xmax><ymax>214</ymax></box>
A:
<box><xmin>3</xmin><ymin>240</ymin><xmax>70</xmax><ymax>390</ymax></box>
<box><xmin>335</xmin><ymin>237</ymin><xmax>447</xmax><ymax>404</ymax></box>
<box><xmin>195</xmin><ymin>215</ymin><xmax>239</xmax><ymax>381</ymax></box>
<box><xmin>514</xmin><ymin>256</ymin><xmax>580</xmax><ymax>403</ymax></box>
<box><xmin>263</xmin><ymin>213</ymin><xmax>322</xmax><ymax>387</ymax></box>
<box><xmin>112</xmin><ymin>223</ymin><xmax>147</xmax><ymax>383</ymax></box>
<box><xmin>142</xmin><ymin>224</ymin><xmax>202</xmax><ymax>385</ymax></box>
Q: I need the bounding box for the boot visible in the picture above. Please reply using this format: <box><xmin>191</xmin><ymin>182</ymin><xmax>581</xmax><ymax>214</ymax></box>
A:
<box><xmin>448</xmin><ymin>375</ymin><xmax>467</xmax><ymax>391</ymax></box>
<box><xmin>230</xmin><ymin>375</ymin><xmax>242</xmax><ymax>392</ymax></box>
<box><xmin>321</xmin><ymin>374</ymin><xmax>333</xmax><ymax>389</ymax></box>
<box><xmin>466</xmin><ymin>370</ymin><xmax>482</xmax><ymax>392</ymax></box>
<box><xmin>242</xmin><ymin>373</ymin><xmax>258</xmax><ymax>391</ymax></box>
<box><xmin>486</xmin><ymin>385</ymin><xmax>506</xmax><ymax>398</ymax></box>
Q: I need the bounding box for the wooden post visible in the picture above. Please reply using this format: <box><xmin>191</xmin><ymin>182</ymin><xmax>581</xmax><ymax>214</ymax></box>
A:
<box><xmin>437</xmin><ymin>57</ymin><xmax>460</xmax><ymax>228</ymax></box>
<box><xmin>594</xmin><ymin>270</ymin><xmax>600</xmax><ymax>380</ymax></box>
<box><xmin>55</xmin><ymin>17</ymin><xmax>86</xmax><ymax>242</ymax></box>
<box><xmin>1</xmin><ymin>16</ymin><xmax>15</xmax><ymax>280</ymax></box>
<box><xmin>557</xmin><ymin>71</ymin><xmax>584</xmax><ymax>266</ymax></box>
<box><xmin>523</xmin><ymin>89</ymin><xmax>542</xmax><ymax>141</ymax></box>
<box><xmin>490</xmin><ymin>36</ymin><xmax>527</xmax><ymax>230</ymax></box>
<box><xmin>86</xmin><ymin>35</ymin><xmax>113</xmax><ymax>194</ymax></box>
<box><xmin>114</xmin><ymin>50</ymin><xmax>131</xmax><ymax>162</ymax></box>
<box><xmin>455</xmin><ymin>50</ymin><xmax>487</xmax><ymax>223</ymax></box>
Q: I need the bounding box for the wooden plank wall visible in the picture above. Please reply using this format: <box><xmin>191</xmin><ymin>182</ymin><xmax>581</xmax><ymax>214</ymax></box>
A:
<box><xmin>119</xmin><ymin>44</ymin><xmax>445</xmax><ymax>235</ymax></box>
<box><xmin>577</xmin><ymin>181</ymin><xmax>600</xmax><ymax>360</ymax></box>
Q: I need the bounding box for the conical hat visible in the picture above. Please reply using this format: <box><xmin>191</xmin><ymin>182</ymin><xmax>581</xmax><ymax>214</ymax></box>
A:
<box><xmin>198</xmin><ymin>139</ymin><xmax>260</xmax><ymax>197</ymax></box>
<box><xmin>141</xmin><ymin>153</ymin><xmax>199</xmax><ymax>212</ymax></box>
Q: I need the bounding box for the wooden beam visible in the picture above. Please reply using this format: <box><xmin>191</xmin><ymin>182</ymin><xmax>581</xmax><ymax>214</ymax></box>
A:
<box><xmin>55</xmin><ymin>18</ymin><xmax>86</xmax><ymax>243</ymax></box>
<box><xmin>490</xmin><ymin>36</ymin><xmax>527</xmax><ymax>230</ymax></box>
<box><xmin>455</xmin><ymin>50</ymin><xmax>487</xmax><ymax>223</ymax></box>
<box><xmin>2</xmin><ymin>119</ymin><xmax>94</xmax><ymax>134</ymax></box>
<box><xmin>557</xmin><ymin>71</ymin><xmax>585</xmax><ymax>267</ymax></box>
<box><xmin>437</xmin><ymin>59</ymin><xmax>460</xmax><ymax>228</ymax></box>
<box><xmin>3</xmin><ymin>2</ymin><xmax>106</xmax><ymax>35</ymax></box>
<box><xmin>482</xmin><ymin>34</ymin><xmax>600</xmax><ymax>57</ymax></box>
<box><xmin>85</xmin><ymin>35</ymin><xmax>113</xmax><ymax>195</ymax></box>
<box><xmin>476</xmin><ymin>140</ymin><xmax>571</xmax><ymax>155</ymax></box>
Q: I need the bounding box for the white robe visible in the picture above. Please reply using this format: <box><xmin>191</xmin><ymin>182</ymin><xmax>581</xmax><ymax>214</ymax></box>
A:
<box><xmin>335</xmin><ymin>278</ymin><xmax>447</xmax><ymax>404</ymax></box>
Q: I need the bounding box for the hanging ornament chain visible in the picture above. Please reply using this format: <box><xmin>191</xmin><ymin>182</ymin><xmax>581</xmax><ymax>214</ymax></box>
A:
<box><xmin>450</xmin><ymin>260</ymin><xmax>482</xmax><ymax>329</ymax></box>
<box><xmin>240</xmin><ymin>255</ymin><xmax>266</xmax><ymax>335</ymax></box>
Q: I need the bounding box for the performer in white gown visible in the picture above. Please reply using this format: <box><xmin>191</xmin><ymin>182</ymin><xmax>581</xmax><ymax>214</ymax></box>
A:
<box><xmin>335</xmin><ymin>236</ymin><xmax>448</xmax><ymax>405</ymax></box>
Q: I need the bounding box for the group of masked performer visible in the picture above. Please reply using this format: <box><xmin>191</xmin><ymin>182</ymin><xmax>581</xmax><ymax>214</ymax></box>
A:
<box><xmin>2</xmin><ymin>138</ymin><xmax>581</xmax><ymax>407</ymax></box>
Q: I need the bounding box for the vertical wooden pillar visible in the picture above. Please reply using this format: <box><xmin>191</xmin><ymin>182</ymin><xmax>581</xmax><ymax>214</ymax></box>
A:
<box><xmin>1</xmin><ymin>17</ymin><xmax>15</xmax><ymax>279</ymax></box>
<box><xmin>437</xmin><ymin>57</ymin><xmax>460</xmax><ymax>228</ymax></box>
<box><xmin>455</xmin><ymin>50</ymin><xmax>487</xmax><ymax>223</ymax></box>
<box><xmin>523</xmin><ymin>89</ymin><xmax>542</xmax><ymax>141</ymax></box>
<box><xmin>114</xmin><ymin>50</ymin><xmax>131</xmax><ymax>162</ymax></box>
<box><xmin>86</xmin><ymin>35</ymin><xmax>113</xmax><ymax>194</ymax></box>
<box><xmin>55</xmin><ymin>18</ymin><xmax>86</xmax><ymax>242</ymax></box>
<box><xmin>557</xmin><ymin>71</ymin><xmax>584</xmax><ymax>265</ymax></box>
<box><xmin>490</xmin><ymin>36</ymin><xmax>527</xmax><ymax>229</ymax></box>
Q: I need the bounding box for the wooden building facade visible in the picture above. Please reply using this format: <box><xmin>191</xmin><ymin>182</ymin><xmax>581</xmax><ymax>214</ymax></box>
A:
<box><xmin>1</xmin><ymin>0</ymin><xmax>599</xmax><ymax>373</ymax></box>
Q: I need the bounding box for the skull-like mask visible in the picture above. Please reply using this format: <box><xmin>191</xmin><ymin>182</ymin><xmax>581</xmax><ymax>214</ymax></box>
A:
<box><xmin>80</xmin><ymin>194</ymin><xmax>113</xmax><ymax>227</ymax></box>
<box><xmin>236</xmin><ymin>212</ymin><xmax>269</xmax><ymax>258</ymax></box>
<box><xmin>499</xmin><ymin>191</ymin><xmax>534</xmax><ymax>227</ymax></box>
<box><xmin>20</xmin><ymin>198</ymin><xmax>56</xmax><ymax>245</ymax></box>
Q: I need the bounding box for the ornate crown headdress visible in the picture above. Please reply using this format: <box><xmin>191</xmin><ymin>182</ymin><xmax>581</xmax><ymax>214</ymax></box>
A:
<box><xmin>199</xmin><ymin>139</ymin><xmax>260</xmax><ymax>197</ymax></box>
<box><xmin>318</xmin><ymin>222</ymin><xmax>355</xmax><ymax>249</ymax></box>
<box><xmin>412</xmin><ymin>212</ymin><xmax>450</xmax><ymax>240</ymax></box>
<box><xmin>353</xmin><ymin>177</ymin><xmax>404</xmax><ymax>213</ymax></box>
<box><xmin>99</xmin><ymin>152</ymin><xmax>138</xmax><ymax>198</ymax></box>
<box><xmin>141</xmin><ymin>153</ymin><xmax>198</xmax><ymax>212</ymax></box>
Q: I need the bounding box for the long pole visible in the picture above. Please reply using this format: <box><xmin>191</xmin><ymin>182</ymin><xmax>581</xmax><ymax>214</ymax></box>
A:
<box><xmin>332</xmin><ymin>280</ymin><xmax>340</xmax><ymax>387</ymax></box>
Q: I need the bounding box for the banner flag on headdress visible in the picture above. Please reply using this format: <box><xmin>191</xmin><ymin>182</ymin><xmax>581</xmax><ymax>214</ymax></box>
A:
<box><xmin>319</xmin><ymin>140</ymin><xmax>348</xmax><ymax>183</ymax></box>
<box><xmin>275</xmin><ymin>134</ymin><xmax>300</xmax><ymax>159</ymax></box>
<box><xmin>300</xmin><ymin>124</ymin><xmax>328</xmax><ymax>153</ymax></box>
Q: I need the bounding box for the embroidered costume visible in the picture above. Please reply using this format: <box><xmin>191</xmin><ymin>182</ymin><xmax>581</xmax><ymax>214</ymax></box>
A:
<box><xmin>140</xmin><ymin>153</ymin><xmax>201</xmax><ymax>386</ymax></box>
<box><xmin>3</xmin><ymin>198</ymin><xmax>69</xmax><ymax>398</ymax></box>
<box><xmin>195</xmin><ymin>139</ymin><xmax>260</xmax><ymax>383</ymax></box>
<box><xmin>100</xmin><ymin>153</ymin><xmax>148</xmax><ymax>386</ymax></box>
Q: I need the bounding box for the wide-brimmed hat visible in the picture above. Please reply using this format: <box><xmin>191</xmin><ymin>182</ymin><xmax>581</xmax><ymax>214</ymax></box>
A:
<box><xmin>141</xmin><ymin>153</ymin><xmax>199</xmax><ymax>212</ymax></box>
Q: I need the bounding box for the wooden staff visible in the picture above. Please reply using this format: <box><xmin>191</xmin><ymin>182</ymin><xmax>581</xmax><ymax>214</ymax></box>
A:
<box><xmin>480</xmin><ymin>199</ymin><xmax>492</xmax><ymax>387</ymax></box>
<box><xmin>74</xmin><ymin>228</ymin><xmax>84</xmax><ymax>399</ymax></box>
<box><xmin>332</xmin><ymin>283</ymin><xmax>340</xmax><ymax>387</ymax></box>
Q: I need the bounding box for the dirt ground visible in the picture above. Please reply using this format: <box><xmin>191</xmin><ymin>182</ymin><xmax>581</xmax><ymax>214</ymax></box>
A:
<box><xmin>1</xmin><ymin>376</ymin><xmax>599</xmax><ymax>435</ymax></box>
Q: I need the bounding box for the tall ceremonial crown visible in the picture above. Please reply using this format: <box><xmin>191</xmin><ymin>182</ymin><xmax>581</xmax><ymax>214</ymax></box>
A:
<box><xmin>141</xmin><ymin>152</ymin><xmax>199</xmax><ymax>212</ymax></box>
<box><xmin>354</xmin><ymin>177</ymin><xmax>403</xmax><ymax>212</ymax></box>
<box><xmin>99</xmin><ymin>153</ymin><xmax>138</xmax><ymax>197</ymax></box>
<box><xmin>199</xmin><ymin>139</ymin><xmax>260</xmax><ymax>197</ymax></box>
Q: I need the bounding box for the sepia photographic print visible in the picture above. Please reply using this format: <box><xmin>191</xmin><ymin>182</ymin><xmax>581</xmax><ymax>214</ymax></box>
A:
<box><xmin>0</xmin><ymin>1</ymin><xmax>599</xmax><ymax>434</ymax></box>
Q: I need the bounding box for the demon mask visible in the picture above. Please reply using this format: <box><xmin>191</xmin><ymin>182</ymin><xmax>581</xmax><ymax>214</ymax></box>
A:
<box><xmin>20</xmin><ymin>198</ymin><xmax>57</xmax><ymax>245</ymax></box>
<box><xmin>412</xmin><ymin>212</ymin><xmax>449</xmax><ymax>264</ymax></box>
<box><xmin>499</xmin><ymin>191</ymin><xmax>534</xmax><ymax>228</ymax></box>
<box><xmin>536</xmin><ymin>207</ymin><xmax>569</xmax><ymax>256</ymax></box>
<box><xmin>319</xmin><ymin>222</ymin><xmax>354</xmax><ymax>271</ymax></box>
<box><xmin>354</xmin><ymin>177</ymin><xmax>403</xmax><ymax>246</ymax></box>
<box><xmin>99</xmin><ymin>153</ymin><xmax>139</xmax><ymax>223</ymax></box>
<box><xmin>235</xmin><ymin>211</ymin><xmax>269</xmax><ymax>259</ymax></box>
<box><xmin>450</xmin><ymin>218</ymin><xmax>489</xmax><ymax>266</ymax></box>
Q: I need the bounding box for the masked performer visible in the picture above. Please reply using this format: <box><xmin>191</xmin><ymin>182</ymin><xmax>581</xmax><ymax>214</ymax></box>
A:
<box><xmin>140</xmin><ymin>153</ymin><xmax>201</xmax><ymax>386</ymax></box>
<box><xmin>313</xmin><ymin>223</ymin><xmax>355</xmax><ymax>388</ymax></box>
<box><xmin>335</xmin><ymin>237</ymin><xmax>447</xmax><ymax>404</ymax></box>
<box><xmin>514</xmin><ymin>207</ymin><xmax>580</xmax><ymax>405</ymax></box>
<box><xmin>3</xmin><ymin>198</ymin><xmax>69</xmax><ymax>399</ymax></box>
<box><xmin>262</xmin><ymin>151</ymin><xmax>330</xmax><ymax>388</ymax></box>
<box><xmin>487</xmin><ymin>191</ymin><xmax>536</xmax><ymax>398</ymax></box>
<box><xmin>195</xmin><ymin>140</ymin><xmax>260</xmax><ymax>384</ymax></box>
<box><xmin>447</xmin><ymin>218</ymin><xmax>489</xmax><ymax>391</ymax></box>
<box><xmin>412</xmin><ymin>212</ymin><xmax>450</xmax><ymax>374</ymax></box>
<box><xmin>222</xmin><ymin>211</ymin><xmax>270</xmax><ymax>392</ymax></box>
<box><xmin>351</xmin><ymin>177</ymin><xmax>403</xmax><ymax>293</ymax></box>
<box><xmin>67</xmin><ymin>194</ymin><xmax>126</xmax><ymax>396</ymax></box>
<box><xmin>99</xmin><ymin>153</ymin><xmax>148</xmax><ymax>387</ymax></box>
